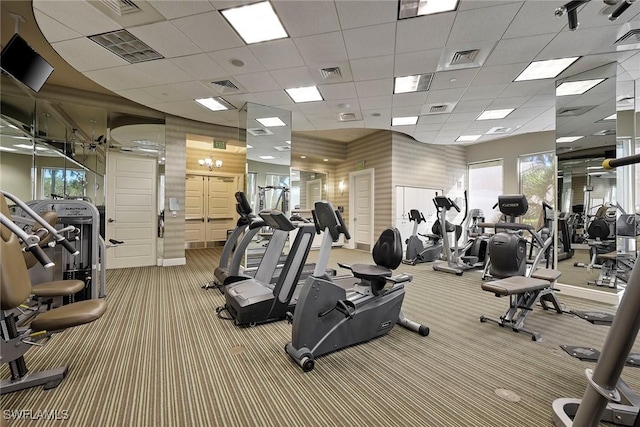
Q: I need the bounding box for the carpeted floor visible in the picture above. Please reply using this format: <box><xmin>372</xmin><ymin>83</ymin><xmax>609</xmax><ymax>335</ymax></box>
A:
<box><xmin>2</xmin><ymin>247</ymin><xmax>639</xmax><ymax>427</ymax></box>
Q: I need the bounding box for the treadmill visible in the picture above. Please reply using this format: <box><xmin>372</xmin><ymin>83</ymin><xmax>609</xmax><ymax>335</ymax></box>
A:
<box><xmin>219</xmin><ymin>209</ymin><xmax>317</xmax><ymax>326</ymax></box>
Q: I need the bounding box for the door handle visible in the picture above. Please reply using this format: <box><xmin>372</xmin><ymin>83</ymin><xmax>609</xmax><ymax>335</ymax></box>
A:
<box><xmin>108</xmin><ymin>218</ymin><xmax>115</xmax><ymax>223</ymax></box>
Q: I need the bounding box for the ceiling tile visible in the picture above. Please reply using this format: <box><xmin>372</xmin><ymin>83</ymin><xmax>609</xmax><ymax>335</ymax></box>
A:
<box><xmin>33</xmin><ymin>10</ymin><xmax>82</xmax><ymax>43</ymax></box>
<box><xmin>165</xmin><ymin>81</ymin><xmax>217</xmax><ymax>99</ymax></box>
<box><xmin>394</xmin><ymin>49</ymin><xmax>442</xmax><ymax>76</ymax></box>
<box><xmin>426</xmin><ymin>87</ymin><xmax>467</xmax><ymax>104</ymax></box>
<box><xmin>355</xmin><ymin>79</ymin><xmax>392</xmax><ymax>98</ymax></box>
<box><xmin>391</xmin><ymin>106</ymin><xmax>422</xmax><ymax>116</ymax></box>
<box><xmin>208</xmin><ymin>47</ymin><xmax>265</xmax><ymax>75</ymax></box>
<box><xmin>390</xmin><ymin>124</ymin><xmax>416</xmax><ymax>133</ymax></box>
<box><xmin>334</xmin><ymin>0</ymin><xmax>398</xmax><ymax>29</ymax></box>
<box><xmin>359</xmin><ymin>96</ymin><xmax>393</xmax><ymax>110</ymax></box>
<box><xmin>148</xmin><ymin>0</ymin><xmax>215</xmax><ymax>19</ymax></box>
<box><xmin>343</xmin><ymin>23</ymin><xmax>396</xmax><ymax>60</ymax></box>
<box><xmin>318</xmin><ymin>82</ymin><xmax>358</xmax><ymax>100</ymax></box>
<box><xmin>413</xmin><ymin>131</ymin><xmax>438</xmax><ymax>143</ymax></box>
<box><xmin>294</xmin><ymin>32</ymin><xmax>349</xmax><ymax>65</ymax></box>
<box><xmin>416</xmin><ymin>123</ymin><xmax>443</xmax><ymax>132</ymax></box>
<box><xmin>487</xmin><ymin>96</ymin><xmax>531</xmax><ymax>110</ymax></box>
<box><xmin>392</xmin><ymin>92</ymin><xmax>428</xmax><ymax>107</ymax></box>
<box><xmin>501</xmin><ymin>80</ymin><xmax>554</xmax><ymax>97</ymax></box>
<box><xmin>249</xmin><ymin>39</ymin><xmax>305</xmax><ymax>70</ymax></box>
<box><xmin>254</xmin><ymin>90</ymin><xmax>295</xmax><ymax>106</ymax></box>
<box><xmin>138</xmin><ymin>85</ymin><xmax>190</xmax><ymax>103</ymax></box>
<box><xmin>134</xmin><ymin>60</ymin><xmax>194</xmax><ymax>85</ymax></box>
<box><xmin>85</xmin><ymin>66</ymin><xmax>159</xmax><ymax>91</ymax></box>
<box><xmin>446</xmin><ymin>111</ymin><xmax>482</xmax><ymax>123</ymax></box>
<box><xmin>171</xmin><ymin>11</ymin><xmax>243</xmax><ymax>52</ymax></box>
<box><xmin>51</xmin><ymin>38</ymin><xmax>128</xmax><ymax>72</ymax></box>
<box><xmin>350</xmin><ymin>55</ymin><xmax>395</xmax><ymax>81</ymax></box>
<box><xmin>115</xmin><ymin>88</ymin><xmax>166</xmax><ymax>106</ymax></box>
<box><xmin>170</xmin><ymin>54</ymin><xmax>228</xmax><ymax>81</ymax></box>
<box><xmin>272</xmin><ymin>0</ymin><xmax>341</xmax><ymax>37</ymax></box>
<box><xmin>129</xmin><ymin>21</ymin><xmax>201</xmax><ymax>58</ymax></box>
<box><xmin>447</xmin><ymin>3</ymin><xmax>522</xmax><ymax>45</ymax></box>
<box><xmin>396</xmin><ymin>13</ymin><xmax>456</xmax><ymax>54</ymax></box>
<box><xmin>460</xmin><ymin>83</ymin><xmax>509</xmax><ymax>101</ymax></box>
<box><xmin>471</xmin><ymin>63</ymin><xmax>529</xmax><ymax>86</ymax></box>
<box><xmin>234</xmin><ymin>72</ymin><xmax>281</xmax><ymax>93</ymax></box>
<box><xmin>33</xmin><ymin>0</ymin><xmax>121</xmax><ymax>36</ymax></box>
<box><xmin>520</xmin><ymin>94</ymin><xmax>555</xmax><ymax>109</ymax></box>
<box><xmin>453</xmin><ymin>99</ymin><xmax>492</xmax><ymax>113</ymax></box>
<box><xmin>537</xmin><ymin>26</ymin><xmax>622</xmax><ymax>59</ymax></box>
<box><xmin>507</xmin><ymin>106</ymin><xmax>550</xmax><ymax>119</ymax></box>
<box><xmin>503</xmin><ymin>1</ymin><xmax>568</xmax><ymax>39</ymax></box>
<box><xmin>484</xmin><ymin>33</ymin><xmax>556</xmax><ymax>66</ymax></box>
<box><xmin>296</xmin><ymin>101</ymin><xmax>332</xmax><ymax>115</ymax></box>
<box><xmin>419</xmin><ymin>114</ymin><xmax>449</xmax><ymax>124</ymax></box>
<box><xmin>209</xmin><ymin>0</ymin><xmax>256</xmax><ymax>9</ymax></box>
<box><xmin>430</xmin><ymin>69</ymin><xmax>479</xmax><ymax>90</ymax></box>
<box><xmin>270</xmin><ymin>67</ymin><xmax>316</xmax><ymax>88</ymax></box>
<box><xmin>326</xmin><ymin>98</ymin><xmax>361</xmax><ymax>112</ymax></box>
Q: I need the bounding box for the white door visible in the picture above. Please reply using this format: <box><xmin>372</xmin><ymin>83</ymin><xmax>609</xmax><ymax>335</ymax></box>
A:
<box><xmin>349</xmin><ymin>169</ymin><xmax>374</xmax><ymax>251</ymax></box>
<box><xmin>106</xmin><ymin>152</ymin><xmax>157</xmax><ymax>269</ymax></box>
<box><xmin>306</xmin><ymin>179</ymin><xmax>322</xmax><ymax>209</ymax></box>
<box><xmin>185</xmin><ymin>175</ymin><xmax>205</xmax><ymax>243</ymax></box>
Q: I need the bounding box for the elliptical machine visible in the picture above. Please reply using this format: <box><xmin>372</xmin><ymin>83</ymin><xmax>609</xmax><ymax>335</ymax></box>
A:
<box><xmin>285</xmin><ymin>201</ymin><xmax>429</xmax><ymax>372</ymax></box>
<box><xmin>403</xmin><ymin>209</ymin><xmax>443</xmax><ymax>265</ymax></box>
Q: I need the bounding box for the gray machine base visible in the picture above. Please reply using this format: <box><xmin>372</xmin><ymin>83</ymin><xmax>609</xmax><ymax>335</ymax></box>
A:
<box><xmin>0</xmin><ymin>366</ymin><xmax>68</xmax><ymax>395</ymax></box>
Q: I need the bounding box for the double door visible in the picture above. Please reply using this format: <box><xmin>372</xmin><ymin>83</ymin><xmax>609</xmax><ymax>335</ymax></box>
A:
<box><xmin>185</xmin><ymin>174</ymin><xmax>242</xmax><ymax>246</ymax></box>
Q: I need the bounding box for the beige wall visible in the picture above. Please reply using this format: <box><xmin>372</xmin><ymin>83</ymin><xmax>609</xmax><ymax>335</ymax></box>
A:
<box><xmin>1</xmin><ymin>152</ymin><xmax>32</xmax><ymax>201</ymax></box>
<box><xmin>465</xmin><ymin>131</ymin><xmax>556</xmax><ymax>195</ymax></box>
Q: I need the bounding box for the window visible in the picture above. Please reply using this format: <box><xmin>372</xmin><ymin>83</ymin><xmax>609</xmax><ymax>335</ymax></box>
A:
<box><xmin>518</xmin><ymin>152</ymin><xmax>555</xmax><ymax>227</ymax></box>
<box><xmin>263</xmin><ymin>173</ymin><xmax>290</xmax><ymax>212</ymax></box>
<box><xmin>467</xmin><ymin>160</ymin><xmax>503</xmax><ymax>223</ymax></box>
<box><xmin>42</xmin><ymin>167</ymin><xmax>86</xmax><ymax>198</ymax></box>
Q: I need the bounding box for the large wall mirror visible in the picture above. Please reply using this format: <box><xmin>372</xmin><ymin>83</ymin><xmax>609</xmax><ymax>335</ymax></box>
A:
<box><xmin>556</xmin><ymin>58</ymin><xmax>637</xmax><ymax>295</ymax></box>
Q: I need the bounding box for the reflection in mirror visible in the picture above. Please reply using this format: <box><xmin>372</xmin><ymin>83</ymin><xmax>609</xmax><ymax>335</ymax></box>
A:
<box><xmin>0</xmin><ymin>73</ymin><xmax>35</xmax><ymax>201</ymax></box>
<box><xmin>241</xmin><ymin>102</ymin><xmax>292</xmax><ymax>215</ymax></box>
<box><xmin>556</xmin><ymin>62</ymin><xmax>619</xmax><ymax>293</ymax></box>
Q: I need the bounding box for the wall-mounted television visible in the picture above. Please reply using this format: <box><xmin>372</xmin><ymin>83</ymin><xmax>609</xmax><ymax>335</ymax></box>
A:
<box><xmin>1</xmin><ymin>33</ymin><xmax>54</xmax><ymax>92</ymax></box>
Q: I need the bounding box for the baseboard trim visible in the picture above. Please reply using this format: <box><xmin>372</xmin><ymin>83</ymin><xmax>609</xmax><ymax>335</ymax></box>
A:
<box><xmin>556</xmin><ymin>282</ymin><xmax>620</xmax><ymax>306</ymax></box>
<box><xmin>162</xmin><ymin>257</ymin><xmax>186</xmax><ymax>267</ymax></box>
<box><xmin>157</xmin><ymin>258</ymin><xmax>163</xmax><ymax>266</ymax></box>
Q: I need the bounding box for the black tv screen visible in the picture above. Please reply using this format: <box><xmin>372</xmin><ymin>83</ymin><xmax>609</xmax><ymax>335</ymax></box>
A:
<box><xmin>1</xmin><ymin>33</ymin><xmax>54</xmax><ymax>92</ymax></box>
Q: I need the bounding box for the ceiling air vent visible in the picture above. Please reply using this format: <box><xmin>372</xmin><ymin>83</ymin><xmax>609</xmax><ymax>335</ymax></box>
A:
<box><xmin>274</xmin><ymin>145</ymin><xmax>290</xmax><ymax>152</ymax></box>
<box><xmin>210</xmin><ymin>79</ymin><xmax>240</xmax><ymax>93</ymax></box>
<box><xmin>89</xmin><ymin>29</ymin><xmax>163</xmax><ymax>63</ymax></box>
<box><xmin>486</xmin><ymin>127</ymin><xmax>512</xmax><ymax>135</ymax></box>
<box><xmin>100</xmin><ymin>0</ymin><xmax>140</xmax><ymax>15</ymax></box>
<box><xmin>615</xmin><ymin>29</ymin><xmax>640</xmax><ymax>45</ymax></box>
<box><xmin>320</xmin><ymin>67</ymin><xmax>342</xmax><ymax>80</ymax></box>
<box><xmin>557</xmin><ymin>105</ymin><xmax>596</xmax><ymax>116</ymax></box>
<box><xmin>450</xmin><ymin>49</ymin><xmax>479</xmax><ymax>65</ymax></box>
<box><xmin>339</xmin><ymin>112</ymin><xmax>358</xmax><ymax>121</ymax></box>
<box><xmin>247</xmin><ymin>128</ymin><xmax>274</xmax><ymax>136</ymax></box>
<box><xmin>429</xmin><ymin>105</ymin><xmax>448</xmax><ymax>113</ymax></box>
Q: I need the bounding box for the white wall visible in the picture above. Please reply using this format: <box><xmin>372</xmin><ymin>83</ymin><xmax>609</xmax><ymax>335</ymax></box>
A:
<box><xmin>1</xmin><ymin>152</ymin><xmax>32</xmax><ymax>201</ymax></box>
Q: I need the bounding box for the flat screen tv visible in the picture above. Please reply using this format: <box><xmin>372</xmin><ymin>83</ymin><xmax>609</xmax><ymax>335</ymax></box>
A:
<box><xmin>1</xmin><ymin>33</ymin><xmax>54</xmax><ymax>92</ymax></box>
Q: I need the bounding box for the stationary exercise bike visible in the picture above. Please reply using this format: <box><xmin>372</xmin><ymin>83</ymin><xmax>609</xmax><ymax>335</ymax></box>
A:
<box><xmin>285</xmin><ymin>201</ymin><xmax>429</xmax><ymax>372</ymax></box>
<box><xmin>403</xmin><ymin>209</ymin><xmax>443</xmax><ymax>265</ymax></box>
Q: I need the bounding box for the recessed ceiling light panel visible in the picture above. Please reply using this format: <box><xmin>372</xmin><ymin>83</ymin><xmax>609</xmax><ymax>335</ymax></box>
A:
<box><xmin>194</xmin><ymin>97</ymin><xmax>234</xmax><ymax>112</ymax></box>
<box><xmin>221</xmin><ymin>1</ymin><xmax>288</xmax><ymax>44</ymax></box>
<box><xmin>556</xmin><ymin>79</ymin><xmax>605</xmax><ymax>96</ymax></box>
<box><xmin>556</xmin><ymin>136</ymin><xmax>584</xmax><ymax>143</ymax></box>
<box><xmin>476</xmin><ymin>109</ymin><xmax>514</xmax><ymax>120</ymax></box>
<box><xmin>285</xmin><ymin>86</ymin><xmax>323</xmax><ymax>103</ymax></box>
<box><xmin>394</xmin><ymin>73</ymin><xmax>433</xmax><ymax>94</ymax></box>
<box><xmin>456</xmin><ymin>134</ymin><xmax>482</xmax><ymax>142</ymax></box>
<box><xmin>514</xmin><ymin>57</ymin><xmax>579</xmax><ymax>81</ymax></box>
<box><xmin>392</xmin><ymin>116</ymin><xmax>418</xmax><ymax>126</ymax></box>
<box><xmin>399</xmin><ymin>0</ymin><xmax>459</xmax><ymax>19</ymax></box>
<box><xmin>256</xmin><ymin>117</ymin><xmax>286</xmax><ymax>127</ymax></box>
<box><xmin>259</xmin><ymin>155</ymin><xmax>276</xmax><ymax>160</ymax></box>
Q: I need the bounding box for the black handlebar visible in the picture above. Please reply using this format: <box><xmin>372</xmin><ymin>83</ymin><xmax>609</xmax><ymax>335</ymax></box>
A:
<box><xmin>603</xmin><ymin>154</ymin><xmax>640</xmax><ymax>170</ymax></box>
<box><xmin>58</xmin><ymin>238</ymin><xmax>80</xmax><ymax>256</ymax></box>
<box><xmin>26</xmin><ymin>245</ymin><xmax>54</xmax><ymax>269</ymax></box>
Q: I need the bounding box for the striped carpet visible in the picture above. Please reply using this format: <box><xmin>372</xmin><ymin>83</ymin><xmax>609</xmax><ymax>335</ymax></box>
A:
<box><xmin>2</xmin><ymin>247</ymin><xmax>640</xmax><ymax>427</ymax></box>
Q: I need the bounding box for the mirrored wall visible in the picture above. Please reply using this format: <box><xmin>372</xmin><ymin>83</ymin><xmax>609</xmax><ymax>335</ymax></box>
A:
<box><xmin>556</xmin><ymin>59</ymin><xmax>637</xmax><ymax>294</ymax></box>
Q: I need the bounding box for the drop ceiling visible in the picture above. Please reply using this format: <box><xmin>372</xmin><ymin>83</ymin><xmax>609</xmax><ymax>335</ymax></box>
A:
<box><xmin>10</xmin><ymin>1</ymin><xmax>640</xmax><ymax>147</ymax></box>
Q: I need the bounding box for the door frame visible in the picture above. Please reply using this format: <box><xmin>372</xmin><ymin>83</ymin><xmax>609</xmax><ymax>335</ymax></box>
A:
<box><xmin>348</xmin><ymin>168</ymin><xmax>374</xmax><ymax>250</ymax></box>
<box><xmin>306</xmin><ymin>178</ymin><xmax>323</xmax><ymax>209</ymax></box>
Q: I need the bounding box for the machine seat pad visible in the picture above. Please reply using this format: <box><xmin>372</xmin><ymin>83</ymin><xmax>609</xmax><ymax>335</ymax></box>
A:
<box><xmin>31</xmin><ymin>280</ymin><xmax>85</xmax><ymax>298</ymax></box>
<box><xmin>530</xmin><ymin>268</ymin><xmax>562</xmax><ymax>282</ymax></box>
<box><xmin>214</xmin><ymin>267</ymin><xmax>228</xmax><ymax>282</ymax></box>
<box><xmin>350</xmin><ymin>264</ymin><xmax>392</xmax><ymax>282</ymax></box>
<box><xmin>30</xmin><ymin>299</ymin><xmax>107</xmax><ymax>332</ymax></box>
<box><xmin>481</xmin><ymin>276</ymin><xmax>549</xmax><ymax>296</ymax></box>
<box><xmin>599</xmin><ymin>251</ymin><xmax>618</xmax><ymax>261</ymax></box>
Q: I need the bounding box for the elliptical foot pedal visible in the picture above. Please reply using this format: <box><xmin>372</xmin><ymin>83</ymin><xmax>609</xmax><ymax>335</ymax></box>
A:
<box><xmin>571</xmin><ymin>310</ymin><xmax>614</xmax><ymax>326</ymax></box>
<box><xmin>560</xmin><ymin>345</ymin><xmax>600</xmax><ymax>362</ymax></box>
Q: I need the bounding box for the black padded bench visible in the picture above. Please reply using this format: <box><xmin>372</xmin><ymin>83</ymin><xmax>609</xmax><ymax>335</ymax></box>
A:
<box><xmin>480</xmin><ymin>268</ymin><xmax>564</xmax><ymax>341</ymax></box>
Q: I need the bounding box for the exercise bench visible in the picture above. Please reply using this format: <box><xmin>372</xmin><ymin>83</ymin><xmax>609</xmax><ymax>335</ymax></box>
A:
<box><xmin>480</xmin><ymin>268</ymin><xmax>564</xmax><ymax>341</ymax></box>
